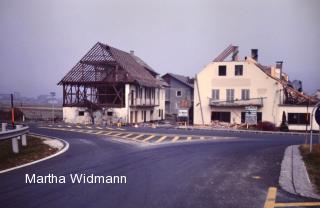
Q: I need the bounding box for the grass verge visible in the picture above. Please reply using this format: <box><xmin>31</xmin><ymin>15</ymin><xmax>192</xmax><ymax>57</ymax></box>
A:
<box><xmin>0</xmin><ymin>135</ymin><xmax>58</xmax><ymax>171</ymax></box>
<box><xmin>300</xmin><ymin>144</ymin><xmax>320</xmax><ymax>193</ymax></box>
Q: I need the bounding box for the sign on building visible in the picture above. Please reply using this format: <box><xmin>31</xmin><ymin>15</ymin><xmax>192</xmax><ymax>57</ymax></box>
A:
<box><xmin>178</xmin><ymin>109</ymin><xmax>188</xmax><ymax>117</ymax></box>
<box><xmin>245</xmin><ymin>106</ymin><xmax>257</xmax><ymax>125</ymax></box>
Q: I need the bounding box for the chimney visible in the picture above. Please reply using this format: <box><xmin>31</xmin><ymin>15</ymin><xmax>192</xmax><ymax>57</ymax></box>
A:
<box><xmin>251</xmin><ymin>49</ymin><xmax>258</xmax><ymax>61</ymax></box>
<box><xmin>276</xmin><ymin>61</ymin><xmax>283</xmax><ymax>80</ymax></box>
<box><xmin>130</xmin><ymin>50</ymin><xmax>134</xmax><ymax>55</ymax></box>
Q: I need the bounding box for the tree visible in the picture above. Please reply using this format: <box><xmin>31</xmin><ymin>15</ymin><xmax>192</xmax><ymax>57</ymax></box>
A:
<box><xmin>280</xmin><ymin>111</ymin><xmax>289</xmax><ymax>132</ymax></box>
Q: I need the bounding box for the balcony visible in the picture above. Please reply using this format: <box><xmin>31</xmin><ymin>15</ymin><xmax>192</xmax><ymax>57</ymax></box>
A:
<box><xmin>130</xmin><ymin>98</ymin><xmax>159</xmax><ymax>107</ymax></box>
<box><xmin>210</xmin><ymin>97</ymin><xmax>264</xmax><ymax>107</ymax></box>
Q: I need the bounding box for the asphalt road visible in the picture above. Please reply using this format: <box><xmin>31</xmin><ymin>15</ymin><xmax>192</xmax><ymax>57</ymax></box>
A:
<box><xmin>0</xmin><ymin>126</ymin><xmax>317</xmax><ymax>208</ymax></box>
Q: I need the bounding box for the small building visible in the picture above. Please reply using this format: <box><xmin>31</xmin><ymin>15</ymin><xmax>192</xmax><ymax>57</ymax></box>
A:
<box><xmin>58</xmin><ymin>42</ymin><xmax>166</xmax><ymax>125</ymax></box>
<box><xmin>194</xmin><ymin>45</ymin><xmax>319</xmax><ymax>130</ymax></box>
<box><xmin>162</xmin><ymin>73</ymin><xmax>194</xmax><ymax>121</ymax></box>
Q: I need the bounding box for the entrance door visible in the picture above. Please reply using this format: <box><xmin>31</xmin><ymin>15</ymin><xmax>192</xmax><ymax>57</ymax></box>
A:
<box><xmin>144</xmin><ymin>111</ymin><xmax>147</xmax><ymax>122</ymax></box>
<box><xmin>130</xmin><ymin>111</ymin><xmax>134</xmax><ymax>123</ymax></box>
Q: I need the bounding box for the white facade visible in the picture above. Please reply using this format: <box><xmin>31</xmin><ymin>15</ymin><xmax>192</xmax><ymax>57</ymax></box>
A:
<box><xmin>63</xmin><ymin>84</ymin><xmax>165</xmax><ymax>125</ymax></box>
<box><xmin>194</xmin><ymin>57</ymin><xmax>319</xmax><ymax>131</ymax></box>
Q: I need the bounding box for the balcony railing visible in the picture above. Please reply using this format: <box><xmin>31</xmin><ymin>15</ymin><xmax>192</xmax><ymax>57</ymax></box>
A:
<box><xmin>130</xmin><ymin>98</ymin><xmax>159</xmax><ymax>107</ymax></box>
<box><xmin>210</xmin><ymin>97</ymin><xmax>264</xmax><ymax>107</ymax></box>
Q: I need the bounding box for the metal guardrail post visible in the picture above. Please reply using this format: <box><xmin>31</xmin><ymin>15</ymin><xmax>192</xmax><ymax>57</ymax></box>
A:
<box><xmin>1</xmin><ymin>123</ymin><xmax>7</xmax><ymax>132</ymax></box>
<box><xmin>12</xmin><ymin>136</ymin><xmax>19</xmax><ymax>154</ymax></box>
<box><xmin>16</xmin><ymin>125</ymin><xmax>27</xmax><ymax>146</ymax></box>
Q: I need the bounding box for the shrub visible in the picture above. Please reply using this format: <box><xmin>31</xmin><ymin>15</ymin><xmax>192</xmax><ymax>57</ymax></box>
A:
<box><xmin>257</xmin><ymin>121</ymin><xmax>276</xmax><ymax>131</ymax></box>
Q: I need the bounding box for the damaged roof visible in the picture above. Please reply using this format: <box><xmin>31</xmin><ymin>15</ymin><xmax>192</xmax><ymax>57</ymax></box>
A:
<box><xmin>59</xmin><ymin>42</ymin><xmax>162</xmax><ymax>87</ymax></box>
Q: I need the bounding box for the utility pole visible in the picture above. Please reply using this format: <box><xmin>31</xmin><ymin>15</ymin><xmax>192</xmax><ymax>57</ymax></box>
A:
<box><xmin>11</xmin><ymin>93</ymin><xmax>14</xmax><ymax>128</ymax></box>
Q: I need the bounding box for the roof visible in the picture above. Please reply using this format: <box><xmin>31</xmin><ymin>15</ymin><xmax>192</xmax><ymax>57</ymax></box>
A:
<box><xmin>130</xmin><ymin>54</ymin><xmax>159</xmax><ymax>76</ymax></box>
<box><xmin>162</xmin><ymin>73</ymin><xmax>194</xmax><ymax>89</ymax></box>
<box><xmin>59</xmin><ymin>42</ymin><xmax>162</xmax><ymax>87</ymax></box>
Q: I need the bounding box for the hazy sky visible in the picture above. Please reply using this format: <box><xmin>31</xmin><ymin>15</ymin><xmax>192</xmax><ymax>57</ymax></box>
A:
<box><xmin>0</xmin><ymin>0</ymin><xmax>319</xmax><ymax>98</ymax></box>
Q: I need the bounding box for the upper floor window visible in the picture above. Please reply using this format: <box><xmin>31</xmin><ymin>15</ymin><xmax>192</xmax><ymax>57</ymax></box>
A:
<box><xmin>212</xmin><ymin>89</ymin><xmax>220</xmax><ymax>100</ymax></box>
<box><xmin>226</xmin><ymin>89</ymin><xmax>234</xmax><ymax>102</ymax></box>
<box><xmin>235</xmin><ymin>65</ymin><xmax>243</xmax><ymax>76</ymax></box>
<box><xmin>218</xmin><ymin>65</ymin><xmax>227</xmax><ymax>76</ymax></box>
<box><xmin>241</xmin><ymin>89</ymin><xmax>250</xmax><ymax>100</ymax></box>
<box><xmin>176</xmin><ymin>90</ymin><xmax>182</xmax><ymax>97</ymax></box>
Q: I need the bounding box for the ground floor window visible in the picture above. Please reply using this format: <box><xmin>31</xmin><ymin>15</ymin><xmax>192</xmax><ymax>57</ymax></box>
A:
<box><xmin>78</xmin><ymin>111</ymin><xmax>85</xmax><ymax>116</ymax></box>
<box><xmin>288</xmin><ymin>113</ymin><xmax>310</xmax><ymax>125</ymax></box>
<box><xmin>241</xmin><ymin>112</ymin><xmax>262</xmax><ymax>123</ymax></box>
<box><xmin>211</xmin><ymin>111</ymin><xmax>231</xmax><ymax>122</ymax></box>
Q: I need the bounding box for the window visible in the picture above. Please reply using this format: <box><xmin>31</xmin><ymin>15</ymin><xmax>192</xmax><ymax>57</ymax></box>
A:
<box><xmin>226</xmin><ymin>89</ymin><xmax>234</xmax><ymax>102</ymax></box>
<box><xmin>241</xmin><ymin>89</ymin><xmax>250</xmax><ymax>100</ymax></box>
<box><xmin>212</xmin><ymin>89</ymin><xmax>220</xmax><ymax>100</ymax></box>
<box><xmin>218</xmin><ymin>65</ymin><xmax>227</xmax><ymax>76</ymax></box>
<box><xmin>78</xmin><ymin>111</ymin><xmax>85</xmax><ymax>116</ymax></box>
<box><xmin>211</xmin><ymin>111</ymin><xmax>231</xmax><ymax>122</ymax></box>
<box><xmin>241</xmin><ymin>112</ymin><xmax>262</xmax><ymax>123</ymax></box>
<box><xmin>288</xmin><ymin>113</ymin><xmax>310</xmax><ymax>125</ymax></box>
<box><xmin>235</xmin><ymin>65</ymin><xmax>243</xmax><ymax>76</ymax></box>
<box><xmin>176</xmin><ymin>90</ymin><xmax>182</xmax><ymax>97</ymax></box>
<box><xmin>107</xmin><ymin>111</ymin><xmax>113</xmax><ymax>116</ymax></box>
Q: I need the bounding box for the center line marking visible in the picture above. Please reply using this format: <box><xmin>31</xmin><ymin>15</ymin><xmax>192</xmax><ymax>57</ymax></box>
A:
<box><xmin>143</xmin><ymin>135</ymin><xmax>155</xmax><ymax>142</ymax></box>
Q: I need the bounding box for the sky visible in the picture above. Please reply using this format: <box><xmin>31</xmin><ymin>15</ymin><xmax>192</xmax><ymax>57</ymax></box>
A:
<box><xmin>0</xmin><ymin>0</ymin><xmax>319</xmax><ymax>98</ymax></box>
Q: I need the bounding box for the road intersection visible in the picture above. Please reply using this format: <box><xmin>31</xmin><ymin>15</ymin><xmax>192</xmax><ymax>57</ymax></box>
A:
<box><xmin>1</xmin><ymin>125</ymin><xmax>319</xmax><ymax>208</ymax></box>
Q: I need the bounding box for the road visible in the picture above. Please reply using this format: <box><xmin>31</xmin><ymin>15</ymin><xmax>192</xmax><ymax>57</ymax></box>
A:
<box><xmin>0</xmin><ymin>126</ymin><xmax>318</xmax><ymax>208</ymax></box>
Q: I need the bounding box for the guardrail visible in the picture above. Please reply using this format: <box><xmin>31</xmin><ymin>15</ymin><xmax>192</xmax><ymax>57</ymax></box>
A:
<box><xmin>1</xmin><ymin>123</ymin><xmax>29</xmax><ymax>153</ymax></box>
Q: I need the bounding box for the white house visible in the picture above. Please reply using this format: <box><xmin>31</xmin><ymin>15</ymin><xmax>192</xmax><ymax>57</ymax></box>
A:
<box><xmin>194</xmin><ymin>45</ymin><xmax>319</xmax><ymax>131</ymax></box>
<box><xmin>59</xmin><ymin>42</ymin><xmax>166</xmax><ymax>125</ymax></box>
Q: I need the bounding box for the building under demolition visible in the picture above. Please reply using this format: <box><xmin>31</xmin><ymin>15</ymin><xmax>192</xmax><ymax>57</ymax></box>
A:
<box><xmin>59</xmin><ymin>42</ymin><xmax>166</xmax><ymax>125</ymax></box>
<box><xmin>194</xmin><ymin>45</ymin><xmax>319</xmax><ymax>130</ymax></box>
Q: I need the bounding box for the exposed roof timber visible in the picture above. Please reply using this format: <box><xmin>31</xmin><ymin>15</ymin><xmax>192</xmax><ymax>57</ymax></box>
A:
<box><xmin>213</xmin><ymin>44</ymin><xmax>239</xmax><ymax>62</ymax></box>
<box><xmin>58</xmin><ymin>42</ymin><xmax>162</xmax><ymax>87</ymax></box>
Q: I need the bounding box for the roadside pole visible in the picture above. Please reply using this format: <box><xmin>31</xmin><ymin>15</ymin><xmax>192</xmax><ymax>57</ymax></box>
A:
<box><xmin>11</xmin><ymin>93</ymin><xmax>14</xmax><ymax>128</ymax></box>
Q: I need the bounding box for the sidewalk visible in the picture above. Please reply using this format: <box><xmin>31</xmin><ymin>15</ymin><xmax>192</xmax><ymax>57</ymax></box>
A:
<box><xmin>279</xmin><ymin>145</ymin><xmax>320</xmax><ymax>200</ymax></box>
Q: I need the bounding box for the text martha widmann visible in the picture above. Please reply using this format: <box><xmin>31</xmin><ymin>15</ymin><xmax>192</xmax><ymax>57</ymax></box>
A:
<box><xmin>25</xmin><ymin>174</ymin><xmax>127</xmax><ymax>184</ymax></box>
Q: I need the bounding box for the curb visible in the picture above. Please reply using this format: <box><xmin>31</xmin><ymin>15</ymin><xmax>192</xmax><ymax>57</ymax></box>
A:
<box><xmin>0</xmin><ymin>133</ymin><xmax>69</xmax><ymax>174</ymax></box>
<box><xmin>175</xmin><ymin>126</ymin><xmax>317</xmax><ymax>136</ymax></box>
<box><xmin>279</xmin><ymin>145</ymin><xmax>320</xmax><ymax>199</ymax></box>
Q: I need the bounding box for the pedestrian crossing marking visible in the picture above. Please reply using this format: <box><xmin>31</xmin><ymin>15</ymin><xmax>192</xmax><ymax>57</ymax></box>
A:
<box><xmin>143</xmin><ymin>135</ymin><xmax>155</xmax><ymax>142</ymax></box>
<box><xmin>103</xmin><ymin>132</ymin><xmax>113</xmax><ymax>136</ymax></box>
<box><xmin>132</xmin><ymin>134</ymin><xmax>144</xmax><ymax>140</ymax></box>
<box><xmin>156</xmin><ymin>136</ymin><xmax>167</xmax><ymax>143</ymax></box>
<box><xmin>113</xmin><ymin>133</ymin><xmax>123</xmax><ymax>137</ymax></box>
<box><xmin>172</xmin><ymin>136</ymin><xmax>180</xmax><ymax>142</ymax></box>
<box><xmin>96</xmin><ymin>127</ymin><xmax>103</xmax><ymax>129</ymax></box>
<box><xmin>187</xmin><ymin>136</ymin><xmax>192</xmax><ymax>141</ymax></box>
<box><xmin>122</xmin><ymin>133</ymin><xmax>133</xmax><ymax>138</ymax></box>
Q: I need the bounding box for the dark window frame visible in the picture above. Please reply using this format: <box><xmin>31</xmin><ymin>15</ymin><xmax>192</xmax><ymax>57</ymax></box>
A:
<box><xmin>218</xmin><ymin>65</ymin><xmax>227</xmax><ymax>76</ymax></box>
<box><xmin>211</xmin><ymin>111</ymin><xmax>231</xmax><ymax>123</ymax></box>
<box><xmin>235</xmin><ymin>65</ymin><xmax>243</xmax><ymax>76</ymax></box>
<box><xmin>288</xmin><ymin>113</ymin><xmax>310</xmax><ymax>125</ymax></box>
